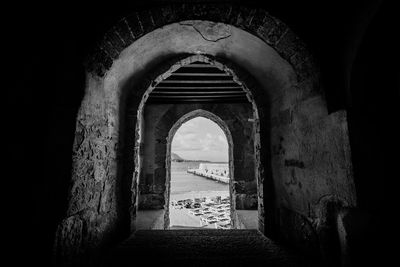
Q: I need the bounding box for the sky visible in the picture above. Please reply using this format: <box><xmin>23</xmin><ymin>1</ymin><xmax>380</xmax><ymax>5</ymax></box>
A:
<box><xmin>171</xmin><ymin>117</ymin><xmax>228</xmax><ymax>162</ymax></box>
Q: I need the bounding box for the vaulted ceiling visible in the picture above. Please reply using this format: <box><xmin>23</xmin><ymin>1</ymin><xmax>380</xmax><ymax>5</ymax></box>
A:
<box><xmin>147</xmin><ymin>62</ymin><xmax>248</xmax><ymax>104</ymax></box>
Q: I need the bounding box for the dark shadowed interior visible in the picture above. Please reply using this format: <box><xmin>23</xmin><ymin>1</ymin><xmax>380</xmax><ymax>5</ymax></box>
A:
<box><xmin>7</xmin><ymin>1</ymin><xmax>398</xmax><ymax>266</ymax></box>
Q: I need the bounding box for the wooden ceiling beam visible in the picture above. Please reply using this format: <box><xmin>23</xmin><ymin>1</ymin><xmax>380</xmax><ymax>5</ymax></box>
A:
<box><xmin>151</xmin><ymin>91</ymin><xmax>245</xmax><ymax>95</ymax></box>
<box><xmin>169</xmin><ymin>73</ymin><xmax>229</xmax><ymax>77</ymax></box>
<box><xmin>160</xmin><ymin>80</ymin><xmax>238</xmax><ymax>84</ymax></box>
<box><xmin>147</xmin><ymin>62</ymin><xmax>249</xmax><ymax>104</ymax></box>
<box><xmin>154</xmin><ymin>86</ymin><xmax>242</xmax><ymax>90</ymax></box>
<box><xmin>148</xmin><ymin>94</ymin><xmax>246</xmax><ymax>99</ymax></box>
<box><xmin>146</xmin><ymin>99</ymin><xmax>248</xmax><ymax>104</ymax></box>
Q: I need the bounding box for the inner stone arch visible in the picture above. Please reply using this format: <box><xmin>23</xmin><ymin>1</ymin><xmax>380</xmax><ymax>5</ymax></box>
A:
<box><xmin>165</xmin><ymin>110</ymin><xmax>234</xmax><ymax>229</ymax></box>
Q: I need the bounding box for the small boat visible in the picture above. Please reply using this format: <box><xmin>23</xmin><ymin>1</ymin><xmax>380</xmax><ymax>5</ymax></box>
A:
<box><xmin>206</xmin><ymin>217</ymin><xmax>219</xmax><ymax>224</ymax></box>
<box><xmin>216</xmin><ymin>222</ymin><xmax>231</xmax><ymax>229</ymax></box>
<box><xmin>189</xmin><ymin>208</ymin><xmax>201</xmax><ymax>215</ymax></box>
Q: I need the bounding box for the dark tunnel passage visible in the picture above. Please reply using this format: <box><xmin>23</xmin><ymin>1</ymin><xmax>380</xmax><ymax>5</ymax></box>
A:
<box><xmin>8</xmin><ymin>1</ymin><xmax>398</xmax><ymax>266</ymax></box>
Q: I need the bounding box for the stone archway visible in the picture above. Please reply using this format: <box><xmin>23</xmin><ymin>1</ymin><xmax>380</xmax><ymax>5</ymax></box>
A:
<box><xmin>165</xmin><ymin>110</ymin><xmax>235</xmax><ymax>229</ymax></box>
<box><xmin>55</xmin><ymin>3</ymin><xmax>357</xmax><ymax>265</ymax></box>
<box><xmin>135</xmin><ymin>56</ymin><xmax>261</xmax><ymax>231</ymax></box>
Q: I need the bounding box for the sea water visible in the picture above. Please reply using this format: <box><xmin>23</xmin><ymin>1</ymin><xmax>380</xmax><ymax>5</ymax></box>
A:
<box><xmin>170</xmin><ymin>161</ymin><xmax>229</xmax><ymax>199</ymax></box>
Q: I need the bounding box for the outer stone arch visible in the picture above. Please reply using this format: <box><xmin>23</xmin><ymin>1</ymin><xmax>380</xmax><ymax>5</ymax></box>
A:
<box><xmin>56</xmin><ymin>3</ymin><xmax>357</xmax><ymax>266</ymax></box>
<box><xmin>86</xmin><ymin>3</ymin><xmax>314</xmax><ymax>84</ymax></box>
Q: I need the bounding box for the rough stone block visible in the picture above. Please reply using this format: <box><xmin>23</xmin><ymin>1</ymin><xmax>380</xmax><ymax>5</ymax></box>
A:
<box><xmin>191</xmin><ymin>3</ymin><xmax>210</xmax><ymax>19</ymax></box>
<box><xmin>115</xmin><ymin>19</ymin><xmax>135</xmax><ymax>46</ymax></box>
<box><xmin>236</xmin><ymin>7</ymin><xmax>254</xmax><ymax>28</ymax></box>
<box><xmin>226</xmin><ymin>5</ymin><xmax>241</xmax><ymax>25</ymax></box>
<box><xmin>256</xmin><ymin>15</ymin><xmax>285</xmax><ymax>46</ymax></box>
<box><xmin>125</xmin><ymin>13</ymin><xmax>144</xmax><ymax>39</ymax></box>
<box><xmin>100</xmin><ymin>182</ymin><xmax>113</xmax><ymax>213</ymax></box>
<box><xmin>209</xmin><ymin>3</ymin><xmax>232</xmax><ymax>22</ymax></box>
<box><xmin>100</xmin><ymin>38</ymin><xmax>119</xmax><ymax>59</ymax></box>
<box><xmin>55</xmin><ymin>215</ymin><xmax>84</xmax><ymax>263</ymax></box>
<box><xmin>173</xmin><ymin>3</ymin><xmax>192</xmax><ymax>22</ymax></box>
<box><xmin>159</xmin><ymin>5</ymin><xmax>177</xmax><ymax>24</ymax></box>
<box><xmin>275</xmin><ymin>28</ymin><xmax>300</xmax><ymax>61</ymax></box>
<box><xmin>149</xmin><ymin>7</ymin><xmax>165</xmax><ymax>28</ymax></box>
<box><xmin>137</xmin><ymin>10</ymin><xmax>156</xmax><ymax>33</ymax></box>
<box><xmin>105</xmin><ymin>30</ymin><xmax>126</xmax><ymax>55</ymax></box>
<box><xmin>247</xmin><ymin>9</ymin><xmax>267</xmax><ymax>33</ymax></box>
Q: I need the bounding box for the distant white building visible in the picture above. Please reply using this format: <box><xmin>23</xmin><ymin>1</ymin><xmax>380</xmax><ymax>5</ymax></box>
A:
<box><xmin>198</xmin><ymin>163</ymin><xmax>229</xmax><ymax>177</ymax></box>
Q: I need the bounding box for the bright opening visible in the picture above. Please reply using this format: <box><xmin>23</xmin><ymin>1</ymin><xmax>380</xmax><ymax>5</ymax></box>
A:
<box><xmin>169</xmin><ymin>117</ymin><xmax>231</xmax><ymax>229</ymax></box>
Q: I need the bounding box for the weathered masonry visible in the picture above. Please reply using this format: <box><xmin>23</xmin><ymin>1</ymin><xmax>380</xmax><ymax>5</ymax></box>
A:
<box><xmin>48</xmin><ymin>2</ymin><xmax>383</xmax><ymax>266</ymax></box>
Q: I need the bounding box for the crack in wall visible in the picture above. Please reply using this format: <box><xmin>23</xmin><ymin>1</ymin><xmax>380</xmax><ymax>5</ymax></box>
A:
<box><xmin>192</xmin><ymin>24</ymin><xmax>232</xmax><ymax>42</ymax></box>
<box><xmin>180</xmin><ymin>21</ymin><xmax>232</xmax><ymax>42</ymax></box>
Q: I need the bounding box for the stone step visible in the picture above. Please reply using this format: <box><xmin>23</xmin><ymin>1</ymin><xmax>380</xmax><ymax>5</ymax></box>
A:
<box><xmin>106</xmin><ymin>230</ymin><xmax>310</xmax><ymax>266</ymax></box>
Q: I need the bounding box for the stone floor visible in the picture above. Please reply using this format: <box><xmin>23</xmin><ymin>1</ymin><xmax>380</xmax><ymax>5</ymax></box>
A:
<box><xmin>105</xmin><ymin>230</ymin><xmax>312</xmax><ymax>266</ymax></box>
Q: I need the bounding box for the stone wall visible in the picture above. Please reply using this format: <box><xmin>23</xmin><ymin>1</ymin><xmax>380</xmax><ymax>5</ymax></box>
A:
<box><xmin>271</xmin><ymin>107</ymin><xmax>356</xmax><ymax>264</ymax></box>
<box><xmin>54</xmin><ymin>79</ymin><xmax>123</xmax><ymax>265</ymax></box>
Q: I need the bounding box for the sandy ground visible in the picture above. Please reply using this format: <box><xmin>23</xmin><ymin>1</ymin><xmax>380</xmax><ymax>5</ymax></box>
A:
<box><xmin>170</xmin><ymin>190</ymin><xmax>229</xmax><ymax>201</ymax></box>
<box><xmin>169</xmin><ymin>207</ymin><xmax>206</xmax><ymax>228</ymax></box>
<box><xmin>169</xmin><ymin>190</ymin><xmax>229</xmax><ymax>229</ymax></box>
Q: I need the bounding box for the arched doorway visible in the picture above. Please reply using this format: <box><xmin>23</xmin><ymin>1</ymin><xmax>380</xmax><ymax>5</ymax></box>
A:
<box><xmin>168</xmin><ymin>115</ymin><xmax>232</xmax><ymax>229</ymax></box>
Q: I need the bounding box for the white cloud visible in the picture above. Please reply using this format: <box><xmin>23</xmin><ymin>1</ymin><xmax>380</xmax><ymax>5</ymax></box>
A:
<box><xmin>184</xmin><ymin>121</ymin><xmax>196</xmax><ymax>128</ymax></box>
<box><xmin>218</xmin><ymin>134</ymin><xmax>228</xmax><ymax>144</ymax></box>
<box><xmin>171</xmin><ymin>117</ymin><xmax>229</xmax><ymax>162</ymax></box>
